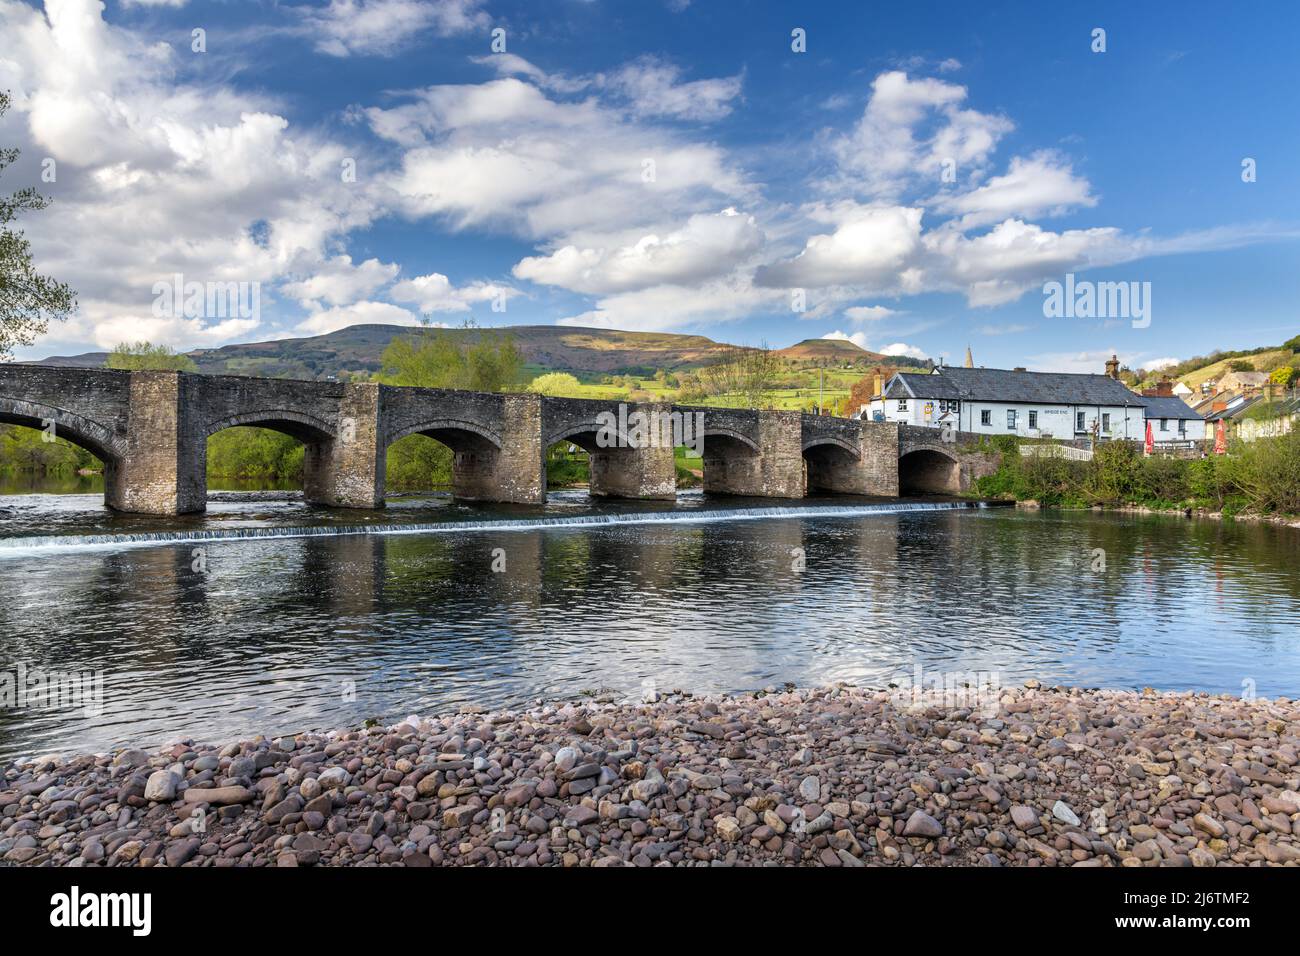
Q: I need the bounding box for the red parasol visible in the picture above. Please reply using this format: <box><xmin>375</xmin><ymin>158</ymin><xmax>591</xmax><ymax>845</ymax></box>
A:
<box><xmin>1144</xmin><ymin>420</ymin><xmax>1154</xmax><ymax>456</ymax></box>
<box><xmin>1214</xmin><ymin>419</ymin><xmax>1227</xmax><ymax>455</ymax></box>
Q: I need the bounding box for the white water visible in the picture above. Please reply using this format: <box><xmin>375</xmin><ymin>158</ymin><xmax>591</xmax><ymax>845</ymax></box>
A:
<box><xmin>0</xmin><ymin>500</ymin><xmax>988</xmax><ymax>557</ymax></box>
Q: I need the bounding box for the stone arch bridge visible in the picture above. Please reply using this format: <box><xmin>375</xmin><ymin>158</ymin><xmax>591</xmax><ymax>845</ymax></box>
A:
<box><xmin>0</xmin><ymin>367</ymin><xmax>998</xmax><ymax>514</ymax></box>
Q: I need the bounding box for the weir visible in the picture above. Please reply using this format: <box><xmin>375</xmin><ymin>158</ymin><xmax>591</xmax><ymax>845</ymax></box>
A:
<box><xmin>0</xmin><ymin>500</ymin><xmax>993</xmax><ymax>557</ymax></box>
<box><xmin>0</xmin><ymin>367</ymin><xmax>1000</xmax><ymax>515</ymax></box>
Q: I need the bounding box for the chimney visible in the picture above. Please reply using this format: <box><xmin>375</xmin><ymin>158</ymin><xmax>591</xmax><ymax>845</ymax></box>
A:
<box><xmin>1104</xmin><ymin>354</ymin><xmax>1120</xmax><ymax>380</ymax></box>
<box><xmin>873</xmin><ymin>374</ymin><xmax>884</xmax><ymax>398</ymax></box>
<box><xmin>1013</xmin><ymin>366</ymin><xmax>1026</xmax><ymax>373</ymax></box>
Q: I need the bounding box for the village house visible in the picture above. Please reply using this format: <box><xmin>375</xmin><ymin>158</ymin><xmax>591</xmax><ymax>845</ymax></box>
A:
<box><xmin>866</xmin><ymin>355</ymin><xmax>1150</xmax><ymax>441</ymax></box>
<box><xmin>1139</xmin><ymin>395</ymin><xmax>1207</xmax><ymax>447</ymax></box>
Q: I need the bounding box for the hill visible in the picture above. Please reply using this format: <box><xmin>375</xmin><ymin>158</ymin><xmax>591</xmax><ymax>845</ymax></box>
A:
<box><xmin>33</xmin><ymin>324</ymin><xmax>922</xmax><ymax>381</ymax></box>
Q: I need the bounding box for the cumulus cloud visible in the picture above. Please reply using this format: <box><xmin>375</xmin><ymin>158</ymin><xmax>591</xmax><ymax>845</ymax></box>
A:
<box><xmin>389</xmin><ymin>273</ymin><xmax>520</xmax><ymax>313</ymax></box>
<box><xmin>829</xmin><ymin>71</ymin><xmax>1013</xmax><ymax>200</ymax></box>
<box><xmin>514</xmin><ymin>209</ymin><xmax>762</xmax><ymax>295</ymax></box>
<box><xmin>282</xmin><ymin>256</ymin><xmax>400</xmax><ymax>309</ymax></box>
<box><xmin>880</xmin><ymin>342</ymin><xmax>928</xmax><ymax>359</ymax></box>
<box><xmin>2</xmin><ymin>0</ymin><xmax>384</xmax><ymax>350</ymax></box>
<box><xmin>298</xmin><ymin>0</ymin><xmax>488</xmax><ymax>58</ymax></box>
<box><xmin>755</xmin><ymin>203</ymin><xmax>924</xmax><ymax>289</ymax></box>
<box><xmin>843</xmin><ymin>305</ymin><xmax>900</xmax><ymax>322</ymax></box>
<box><xmin>603</xmin><ymin>57</ymin><xmax>743</xmax><ymax>121</ymax></box>
<box><xmin>368</xmin><ymin>78</ymin><xmax>751</xmax><ymax>240</ymax></box>
<box><xmin>933</xmin><ymin>151</ymin><xmax>1096</xmax><ymax>228</ymax></box>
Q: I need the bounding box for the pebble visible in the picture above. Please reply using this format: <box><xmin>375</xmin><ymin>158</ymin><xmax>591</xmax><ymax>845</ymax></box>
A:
<box><xmin>1</xmin><ymin>683</ymin><xmax>1296</xmax><ymax>868</ymax></box>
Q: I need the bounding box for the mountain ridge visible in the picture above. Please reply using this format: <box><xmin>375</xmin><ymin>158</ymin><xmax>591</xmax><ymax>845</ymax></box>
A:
<box><xmin>30</xmin><ymin>324</ymin><xmax>922</xmax><ymax>380</ymax></box>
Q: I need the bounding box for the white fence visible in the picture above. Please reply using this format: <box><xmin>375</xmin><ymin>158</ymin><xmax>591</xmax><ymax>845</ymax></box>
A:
<box><xmin>1019</xmin><ymin>443</ymin><xmax>1094</xmax><ymax>462</ymax></box>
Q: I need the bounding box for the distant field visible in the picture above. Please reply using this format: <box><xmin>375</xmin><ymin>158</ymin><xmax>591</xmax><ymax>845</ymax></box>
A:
<box><xmin>1177</xmin><ymin>349</ymin><xmax>1290</xmax><ymax>389</ymax></box>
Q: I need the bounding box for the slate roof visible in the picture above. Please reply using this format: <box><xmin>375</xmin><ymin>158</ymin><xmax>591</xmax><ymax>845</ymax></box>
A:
<box><xmin>1138</xmin><ymin>396</ymin><xmax>1205</xmax><ymax>420</ymax></box>
<box><xmin>885</xmin><ymin>367</ymin><xmax>1144</xmax><ymax>406</ymax></box>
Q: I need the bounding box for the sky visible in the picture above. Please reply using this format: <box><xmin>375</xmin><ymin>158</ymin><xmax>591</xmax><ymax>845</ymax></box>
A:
<box><xmin>2</xmin><ymin>0</ymin><xmax>1298</xmax><ymax>373</ymax></box>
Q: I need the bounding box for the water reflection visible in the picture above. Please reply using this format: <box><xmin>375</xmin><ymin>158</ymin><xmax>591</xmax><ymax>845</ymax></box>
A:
<box><xmin>0</xmin><ymin>504</ymin><xmax>1297</xmax><ymax>761</ymax></box>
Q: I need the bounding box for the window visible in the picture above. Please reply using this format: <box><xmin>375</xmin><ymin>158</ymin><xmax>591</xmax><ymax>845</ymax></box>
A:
<box><xmin>1028</xmin><ymin>411</ymin><xmax>1038</xmax><ymax>430</ymax></box>
<box><xmin>980</xmin><ymin>409</ymin><xmax>991</xmax><ymax>426</ymax></box>
<box><xmin>1007</xmin><ymin>409</ymin><xmax>1017</xmax><ymax>430</ymax></box>
<box><xmin>1102</xmin><ymin>413</ymin><xmax>1111</xmax><ymax>433</ymax></box>
<box><xmin>1076</xmin><ymin>411</ymin><xmax>1086</xmax><ymax>432</ymax></box>
<box><xmin>897</xmin><ymin>399</ymin><xmax>908</xmax><ymax>411</ymax></box>
<box><xmin>1160</xmin><ymin>418</ymin><xmax>1169</xmax><ymax>432</ymax></box>
<box><xmin>1178</xmin><ymin>419</ymin><xmax>1186</xmax><ymax>435</ymax></box>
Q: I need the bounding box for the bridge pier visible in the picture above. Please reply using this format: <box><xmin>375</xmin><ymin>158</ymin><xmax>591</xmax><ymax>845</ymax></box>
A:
<box><xmin>804</xmin><ymin>420</ymin><xmax>899</xmax><ymax>496</ymax></box>
<box><xmin>105</xmin><ymin>371</ymin><xmax>206</xmax><ymax>515</ymax></box>
<box><xmin>451</xmin><ymin>392</ymin><xmax>545</xmax><ymax>504</ymax></box>
<box><xmin>588</xmin><ymin>402</ymin><xmax>677</xmax><ymax>500</ymax></box>
<box><xmin>703</xmin><ymin>410</ymin><xmax>804</xmax><ymax>498</ymax></box>
<box><xmin>303</xmin><ymin>383</ymin><xmax>386</xmax><ymax>509</ymax></box>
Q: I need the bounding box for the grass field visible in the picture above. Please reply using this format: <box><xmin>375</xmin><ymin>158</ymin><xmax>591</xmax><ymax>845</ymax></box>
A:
<box><xmin>520</xmin><ymin>366</ymin><xmax>862</xmax><ymax>412</ymax></box>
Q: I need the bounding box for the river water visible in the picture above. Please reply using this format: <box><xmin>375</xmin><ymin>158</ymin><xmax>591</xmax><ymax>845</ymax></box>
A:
<box><xmin>1</xmin><ymin>488</ymin><xmax>1297</xmax><ymax>763</ymax></box>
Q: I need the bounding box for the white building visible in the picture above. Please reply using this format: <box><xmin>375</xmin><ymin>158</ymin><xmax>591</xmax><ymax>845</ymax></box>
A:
<box><xmin>866</xmin><ymin>365</ymin><xmax>1154</xmax><ymax>442</ymax></box>
<box><xmin>1138</xmin><ymin>395</ymin><xmax>1207</xmax><ymax>446</ymax></box>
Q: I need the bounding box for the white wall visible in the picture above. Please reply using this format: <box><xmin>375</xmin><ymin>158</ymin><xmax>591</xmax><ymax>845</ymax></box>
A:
<box><xmin>870</xmin><ymin>397</ymin><xmax>1145</xmax><ymax>440</ymax></box>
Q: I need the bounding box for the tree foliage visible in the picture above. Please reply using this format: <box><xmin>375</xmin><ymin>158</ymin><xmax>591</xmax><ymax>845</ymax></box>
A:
<box><xmin>378</xmin><ymin>320</ymin><xmax>523</xmax><ymax>392</ymax></box>
<box><xmin>0</xmin><ymin>91</ymin><xmax>76</xmax><ymax>360</ymax></box>
<box><xmin>696</xmin><ymin>343</ymin><xmax>781</xmax><ymax>408</ymax></box>
<box><xmin>106</xmin><ymin>341</ymin><xmax>199</xmax><ymax>372</ymax></box>
<box><xmin>526</xmin><ymin>372</ymin><xmax>581</xmax><ymax>396</ymax></box>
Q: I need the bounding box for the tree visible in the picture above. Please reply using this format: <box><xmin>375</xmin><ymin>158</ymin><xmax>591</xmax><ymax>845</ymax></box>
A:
<box><xmin>698</xmin><ymin>343</ymin><xmax>781</xmax><ymax>408</ymax></box>
<box><xmin>378</xmin><ymin>319</ymin><xmax>522</xmax><ymax>392</ymax></box>
<box><xmin>0</xmin><ymin>91</ymin><xmax>76</xmax><ymax>360</ymax></box>
<box><xmin>526</xmin><ymin>372</ymin><xmax>581</xmax><ymax>396</ymax></box>
<box><xmin>1270</xmin><ymin>365</ymin><xmax>1296</xmax><ymax>388</ymax></box>
<box><xmin>106</xmin><ymin>341</ymin><xmax>199</xmax><ymax>372</ymax></box>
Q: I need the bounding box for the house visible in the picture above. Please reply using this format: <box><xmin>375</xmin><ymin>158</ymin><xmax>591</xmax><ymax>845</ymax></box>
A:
<box><xmin>1138</xmin><ymin>395</ymin><xmax>1207</xmax><ymax>446</ymax></box>
<box><xmin>1216</xmin><ymin>370</ymin><xmax>1269</xmax><ymax>394</ymax></box>
<box><xmin>867</xmin><ymin>360</ymin><xmax>1148</xmax><ymax>441</ymax></box>
<box><xmin>1171</xmin><ymin>381</ymin><xmax>1194</xmax><ymax>399</ymax></box>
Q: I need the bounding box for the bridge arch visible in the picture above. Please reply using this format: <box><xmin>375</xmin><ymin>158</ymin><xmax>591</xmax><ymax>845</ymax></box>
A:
<box><xmin>801</xmin><ymin>437</ymin><xmax>862</xmax><ymax>494</ymax></box>
<box><xmin>0</xmin><ymin>397</ymin><xmax>125</xmax><ymax>463</ymax></box>
<box><xmin>204</xmin><ymin>409</ymin><xmax>337</xmax><ymax>443</ymax></box>
<box><xmin>899</xmin><ymin>446</ymin><xmax>961</xmax><ymax>495</ymax></box>
<box><xmin>386</xmin><ymin>418</ymin><xmax>502</xmax><ymax>452</ymax></box>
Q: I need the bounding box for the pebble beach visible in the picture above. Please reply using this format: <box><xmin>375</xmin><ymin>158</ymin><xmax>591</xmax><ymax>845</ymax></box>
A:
<box><xmin>3</xmin><ymin>683</ymin><xmax>1298</xmax><ymax>868</ymax></box>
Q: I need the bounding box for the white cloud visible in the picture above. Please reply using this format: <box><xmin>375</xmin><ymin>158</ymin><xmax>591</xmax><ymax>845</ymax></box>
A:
<box><xmin>514</xmin><ymin>209</ymin><xmax>762</xmax><ymax>295</ymax></box>
<box><xmin>298</xmin><ymin>0</ymin><xmax>488</xmax><ymax>58</ymax></box>
<box><xmin>369</xmin><ymin>78</ymin><xmax>751</xmax><ymax>240</ymax></box>
<box><xmin>1144</xmin><ymin>356</ymin><xmax>1181</xmax><ymax>370</ymax></box>
<box><xmin>756</xmin><ymin>203</ymin><xmax>924</xmax><ymax>289</ymax></box>
<box><xmin>604</xmin><ymin>57</ymin><xmax>743</xmax><ymax>121</ymax></box>
<box><xmin>389</xmin><ymin>273</ymin><xmax>520</xmax><ymax>313</ymax></box>
<box><xmin>1</xmin><ymin>0</ymin><xmax>390</xmax><ymax>351</ymax></box>
<box><xmin>295</xmin><ymin>300</ymin><xmax>419</xmax><ymax>335</ymax></box>
<box><xmin>880</xmin><ymin>342</ymin><xmax>928</xmax><ymax>359</ymax></box>
<box><xmin>829</xmin><ymin>71</ymin><xmax>1013</xmax><ymax>199</ymax></box>
<box><xmin>843</xmin><ymin>304</ymin><xmax>900</xmax><ymax>322</ymax></box>
<box><xmin>933</xmin><ymin>151</ymin><xmax>1096</xmax><ymax>228</ymax></box>
<box><xmin>282</xmin><ymin>256</ymin><xmax>400</xmax><ymax>308</ymax></box>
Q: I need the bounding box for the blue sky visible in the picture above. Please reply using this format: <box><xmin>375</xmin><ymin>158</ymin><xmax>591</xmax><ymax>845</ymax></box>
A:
<box><xmin>3</xmin><ymin>0</ymin><xmax>1297</xmax><ymax>372</ymax></box>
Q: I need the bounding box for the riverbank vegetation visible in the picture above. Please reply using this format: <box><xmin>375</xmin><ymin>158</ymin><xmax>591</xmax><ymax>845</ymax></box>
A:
<box><xmin>972</xmin><ymin>431</ymin><xmax>1300</xmax><ymax>517</ymax></box>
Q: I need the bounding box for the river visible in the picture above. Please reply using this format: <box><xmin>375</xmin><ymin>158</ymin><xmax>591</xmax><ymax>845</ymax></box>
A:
<box><xmin>1</xmin><ymin>487</ymin><xmax>1297</xmax><ymax>762</ymax></box>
